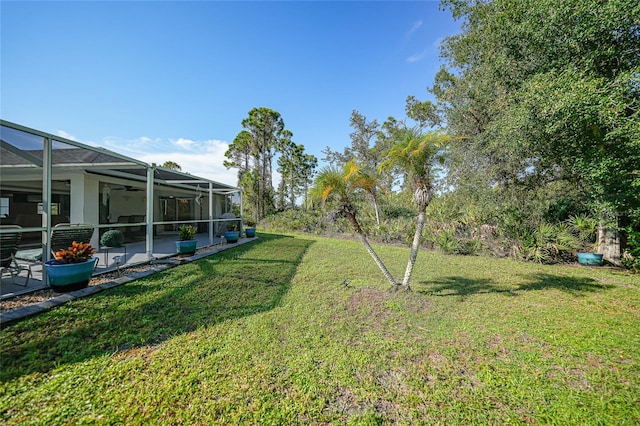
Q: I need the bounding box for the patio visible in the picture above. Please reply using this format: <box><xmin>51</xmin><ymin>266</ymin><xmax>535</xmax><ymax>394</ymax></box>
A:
<box><xmin>1</xmin><ymin>232</ymin><xmax>240</xmax><ymax>299</ymax></box>
<box><xmin>1</xmin><ymin>120</ymin><xmax>247</xmax><ymax>300</ymax></box>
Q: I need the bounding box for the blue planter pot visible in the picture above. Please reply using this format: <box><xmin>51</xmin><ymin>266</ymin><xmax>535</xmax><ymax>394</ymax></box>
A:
<box><xmin>224</xmin><ymin>231</ymin><xmax>239</xmax><ymax>243</ymax></box>
<box><xmin>577</xmin><ymin>252</ymin><xmax>603</xmax><ymax>266</ymax></box>
<box><xmin>245</xmin><ymin>228</ymin><xmax>256</xmax><ymax>238</ymax></box>
<box><xmin>176</xmin><ymin>240</ymin><xmax>197</xmax><ymax>255</ymax></box>
<box><xmin>44</xmin><ymin>258</ymin><xmax>98</xmax><ymax>292</ymax></box>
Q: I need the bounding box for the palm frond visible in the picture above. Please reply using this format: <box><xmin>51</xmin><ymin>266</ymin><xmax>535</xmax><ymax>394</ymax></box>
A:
<box><xmin>321</xmin><ymin>185</ymin><xmax>335</xmax><ymax>203</ymax></box>
<box><xmin>343</xmin><ymin>159</ymin><xmax>361</xmax><ymax>182</ymax></box>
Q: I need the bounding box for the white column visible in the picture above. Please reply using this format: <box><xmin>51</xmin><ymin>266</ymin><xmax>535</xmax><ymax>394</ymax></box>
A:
<box><xmin>146</xmin><ymin>165</ymin><xmax>155</xmax><ymax>260</ymax></box>
<box><xmin>74</xmin><ymin>173</ymin><xmax>100</xmax><ymax>248</ymax></box>
<box><xmin>208</xmin><ymin>182</ymin><xmax>214</xmax><ymax>245</ymax></box>
<box><xmin>42</xmin><ymin>137</ymin><xmax>52</xmax><ymax>264</ymax></box>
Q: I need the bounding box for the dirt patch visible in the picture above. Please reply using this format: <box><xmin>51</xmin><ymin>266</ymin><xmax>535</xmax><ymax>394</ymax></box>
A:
<box><xmin>348</xmin><ymin>288</ymin><xmax>389</xmax><ymax>311</ymax></box>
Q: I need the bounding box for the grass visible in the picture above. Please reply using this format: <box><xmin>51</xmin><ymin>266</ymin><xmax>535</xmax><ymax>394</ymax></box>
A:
<box><xmin>1</xmin><ymin>232</ymin><xmax>639</xmax><ymax>425</ymax></box>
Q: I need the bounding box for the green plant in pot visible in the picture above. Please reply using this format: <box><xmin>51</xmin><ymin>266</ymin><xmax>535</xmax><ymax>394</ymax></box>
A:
<box><xmin>244</xmin><ymin>218</ymin><xmax>257</xmax><ymax>238</ymax></box>
<box><xmin>176</xmin><ymin>224</ymin><xmax>197</xmax><ymax>255</ymax></box>
<box><xmin>44</xmin><ymin>241</ymin><xmax>98</xmax><ymax>292</ymax></box>
<box><xmin>224</xmin><ymin>222</ymin><xmax>240</xmax><ymax>243</ymax></box>
<box><xmin>100</xmin><ymin>230</ymin><xmax>125</xmax><ymax>247</ymax></box>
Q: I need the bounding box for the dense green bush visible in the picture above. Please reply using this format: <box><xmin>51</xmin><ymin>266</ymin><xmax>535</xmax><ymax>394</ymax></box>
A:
<box><xmin>435</xmin><ymin>228</ymin><xmax>460</xmax><ymax>254</ymax></box>
<box><xmin>513</xmin><ymin>223</ymin><xmax>579</xmax><ymax>263</ymax></box>
<box><xmin>263</xmin><ymin>209</ymin><xmax>329</xmax><ymax>235</ymax></box>
<box><xmin>262</xmin><ymin>194</ymin><xmax>632</xmax><ymax>267</ymax></box>
<box><xmin>100</xmin><ymin>230</ymin><xmax>125</xmax><ymax>247</ymax></box>
<box><xmin>622</xmin><ymin>228</ymin><xmax>640</xmax><ymax>273</ymax></box>
<box><xmin>544</xmin><ymin>197</ymin><xmax>589</xmax><ymax>223</ymax></box>
<box><xmin>567</xmin><ymin>214</ymin><xmax>598</xmax><ymax>250</ymax></box>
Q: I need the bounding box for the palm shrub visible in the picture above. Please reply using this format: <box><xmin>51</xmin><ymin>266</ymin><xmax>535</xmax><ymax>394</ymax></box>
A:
<box><xmin>370</xmin><ymin>217</ymin><xmax>414</xmax><ymax>245</ymax></box>
<box><xmin>515</xmin><ymin>223</ymin><xmax>579</xmax><ymax>263</ymax></box>
<box><xmin>436</xmin><ymin>228</ymin><xmax>460</xmax><ymax>254</ymax></box>
<box><xmin>567</xmin><ymin>214</ymin><xmax>598</xmax><ymax>251</ymax></box>
<box><xmin>431</xmin><ymin>226</ymin><xmax>484</xmax><ymax>256</ymax></box>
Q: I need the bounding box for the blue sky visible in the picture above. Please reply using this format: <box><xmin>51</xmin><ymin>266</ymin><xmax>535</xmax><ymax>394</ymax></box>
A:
<box><xmin>1</xmin><ymin>1</ymin><xmax>460</xmax><ymax>186</ymax></box>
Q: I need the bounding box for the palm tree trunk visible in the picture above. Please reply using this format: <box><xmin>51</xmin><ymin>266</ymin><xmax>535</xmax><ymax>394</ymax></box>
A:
<box><xmin>372</xmin><ymin>192</ymin><xmax>381</xmax><ymax>226</ymax></box>
<box><xmin>343</xmin><ymin>206</ymin><xmax>397</xmax><ymax>286</ymax></box>
<box><xmin>357</xmin><ymin>233</ymin><xmax>397</xmax><ymax>287</ymax></box>
<box><xmin>401</xmin><ymin>210</ymin><xmax>426</xmax><ymax>290</ymax></box>
<box><xmin>402</xmin><ymin>182</ymin><xmax>431</xmax><ymax>290</ymax></box>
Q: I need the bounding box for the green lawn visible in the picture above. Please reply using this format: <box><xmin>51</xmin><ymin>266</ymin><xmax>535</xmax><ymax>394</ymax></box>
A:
<box><xmin>1</xmin><ymin>232</ymin><xmax>639</xmax><ymax>425</ymax></box>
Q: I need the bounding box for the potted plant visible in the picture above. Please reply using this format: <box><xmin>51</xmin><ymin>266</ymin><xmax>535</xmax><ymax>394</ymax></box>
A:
<box><xmin>176</xmin><ymin>224</ymin><xmax>197</xmax><ymax>255</ymax></box>
<box><xmin>100</xmin><ymin>230</ymin><xmax>125</xmax><ymax>248</ymax></box>
<box><xmin>244</xmin><ymin>218</ymin><xmax>257</xmax><ymax>238</ymax></box>
<box><xmin>100</xmin><ymin>229</ymin><xmax>127</xmax><ymax>266</ymax></box>
<box><xmin>44</xmin><ymin>241</ymin><xmax>97</xmax><ymax>292</ymax></box>
<box><xmin>224</xmin><ymin>222</ymin><xmax>240</xmax><ymax>243</ymax></box>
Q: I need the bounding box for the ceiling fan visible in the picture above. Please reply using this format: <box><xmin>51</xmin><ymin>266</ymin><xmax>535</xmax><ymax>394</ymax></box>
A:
<box><xmin>112</xmin><ymin>185</ymin><xmax>144</xmax><ymax>192</ymax></box>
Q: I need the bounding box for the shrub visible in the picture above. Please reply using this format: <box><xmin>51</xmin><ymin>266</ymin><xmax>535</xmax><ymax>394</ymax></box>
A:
<box><xmin>436</xmin><ymin>228</ymin><xmax>460</xmax><ymax>254</ymax></box>
<box><xmin>516</xmin><ymin>223</ymin><xmax>579</xmax><ymax>263</ymax></box>
<box><xmin>567</xmin><ymin>214</ymin><xmax>598</xmax><ymax>249</ymax></box>
<box><xmin>100</xmin><ymin>230</ymin><xmax>125</xmax><ymax>247</ymax></box>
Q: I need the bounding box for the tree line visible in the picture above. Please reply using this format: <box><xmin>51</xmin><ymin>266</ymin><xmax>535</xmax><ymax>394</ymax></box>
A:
<box><xmin>227</xmin><ymin>0</ymin><xmax>640</xmax><ymax>281</ymax></box>
<box><xmin>224</xmin><ymin>107</ymin><xmax>317</xmax><ymax>221</ymax></box>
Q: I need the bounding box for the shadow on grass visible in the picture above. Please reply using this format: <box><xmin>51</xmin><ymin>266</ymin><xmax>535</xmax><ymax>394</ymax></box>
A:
<box><xmin>417</xmin><ymin>276</ymin><xmax>508</xmax><ymax>297</ymax></box>
<box><xmin>0</xmin><ymin>233</ymin><xmax>314</xmax><ymax>383</ymax></box>
<box><xmin>418</xmin><ymin>273</ymin><xmax>614</xmax><ymax>298</ymax></box>
<box><xmin>516</xmin><ymin>273</ymin><xmax>616</xmax><ymax>294</ymax></box>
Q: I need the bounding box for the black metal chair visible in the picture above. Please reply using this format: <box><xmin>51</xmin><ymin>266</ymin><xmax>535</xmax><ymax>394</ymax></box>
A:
<box><xmin>0</xmin><ymin>225</ymin><xmax>32</xmax><ymax>287</ymax></box>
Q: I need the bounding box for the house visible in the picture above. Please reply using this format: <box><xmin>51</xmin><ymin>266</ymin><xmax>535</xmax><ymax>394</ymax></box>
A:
<box><xmin>0</xmin><ymin>119</ymin><xmax>242</xmax><ymax>265</ymax></box>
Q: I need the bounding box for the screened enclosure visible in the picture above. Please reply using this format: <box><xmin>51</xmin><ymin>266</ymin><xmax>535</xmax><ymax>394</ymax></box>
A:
<box><xmin>0</xmin><ymin>120</ymin><xmax>242</xmax><ymax>268</ymax></box>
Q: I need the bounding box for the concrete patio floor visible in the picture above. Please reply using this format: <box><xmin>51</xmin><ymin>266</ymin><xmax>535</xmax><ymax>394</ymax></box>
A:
<box><xmin>1</xmin><ymin>232</ymin><xmax>242</xmax><ymax>299</ymax></box>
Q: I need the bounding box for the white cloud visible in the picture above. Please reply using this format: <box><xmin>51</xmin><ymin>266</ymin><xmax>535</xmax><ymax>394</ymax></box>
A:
<box><xmin>85</xmin><ymin>135</ymin><xmax>237</xmax><ymax>186</ymax></box>
<box><xmin>406</xmin><ymin>49</ymin><xmax>428</xmax><ymax>63</ymax></box>
<box><xmin>407</xmin><ymin>20</ymin><xmax>423</xmax><ymax>39</ymax></box>
<box><xmin>56</xmin><ymin>130</ymin><xmax>77</xmax><ymax>141</ymax></box>
<box><xmin>172</xmin><ymin>138</ymin><xmax>197</xmax><ymax>150</ymax></box>
<box><xmin>99</xmin><ymin>135</ymin><xmax>163</xmax><ymax>157</ymax></box>
<box><xmin>134</xmin><ymin>138</ymin><xmax>237</xmax><ymax>186</ymax></box>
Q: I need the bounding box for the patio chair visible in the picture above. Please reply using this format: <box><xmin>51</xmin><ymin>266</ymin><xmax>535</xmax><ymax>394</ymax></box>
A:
<box><xmin>0</xmin><ymin>225</ymin><xmax>32</xmax><ymax>287</ymax></box>
<box><xmin>50</xmin><ymin>223</ymin><xmax>97</xmax><ymax>266</ymax></box>
<box><xmin>128</xmin><ymin>215</ymin><xmax>146</xmax><ymax>242</ymax></box>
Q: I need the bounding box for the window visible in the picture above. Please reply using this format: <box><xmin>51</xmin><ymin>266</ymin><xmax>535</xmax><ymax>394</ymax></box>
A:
<box><xmin>36</xmin><ymin>202</ymin><xmax>60</xmax><ymax>215</ymax></box>
<box><xmin>0</xmin><ymin>197</ymin><xmax>8</xmax><ymax>217</ymax></box>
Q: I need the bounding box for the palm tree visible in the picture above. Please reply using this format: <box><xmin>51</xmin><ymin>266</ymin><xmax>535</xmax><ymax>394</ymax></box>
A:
<box><xmin>380</xmin><ymin>130</ymin><xmax>450</xmax><ymax>290</ymax></box>
<box><xmin>311</xmin><ymin>160</ymin><xmax>397</xmax><ymax>286</ymax></box>
<box><xmin>351</xmin><ymin>167</ymin><xmax>386</xmax><ymax>226</ymax></box>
